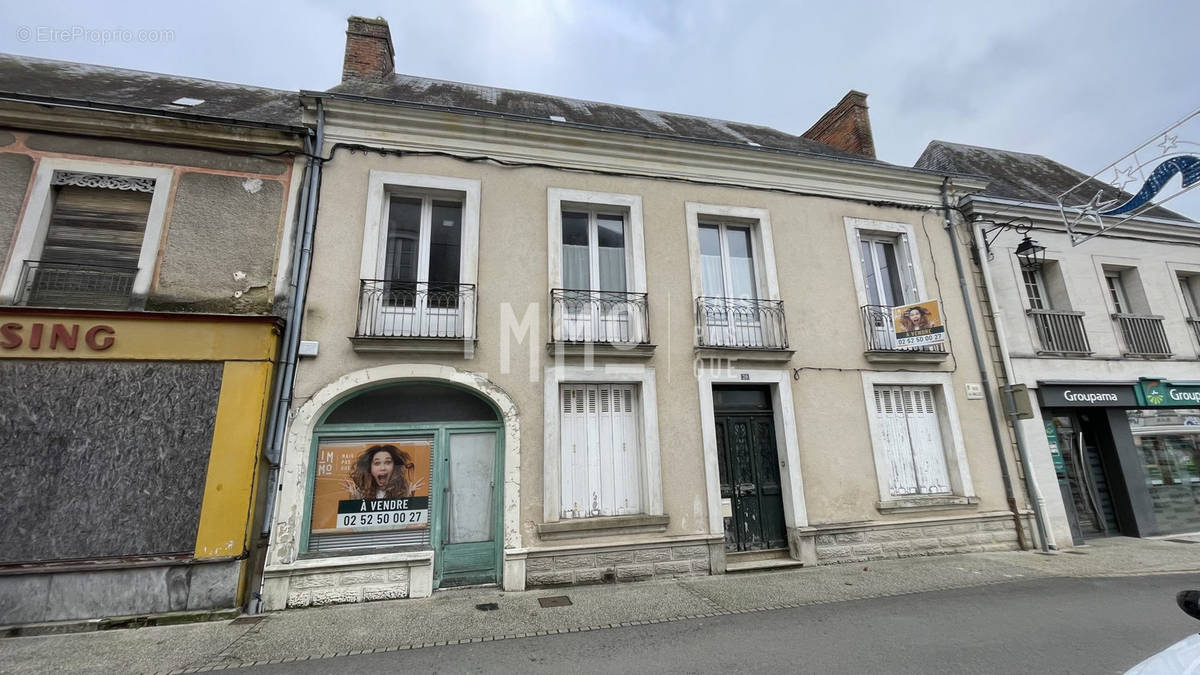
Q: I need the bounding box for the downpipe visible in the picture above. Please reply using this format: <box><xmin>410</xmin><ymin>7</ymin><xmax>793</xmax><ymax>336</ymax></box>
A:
<box><xmin>940</xmin><ymin>179</ymin><xmax>1033</xmax><ymax>551</ymax></box>
<box><xmin>970</xmin><ymin>218</ymin><xmax>1055</xmax><ymax>552</ymax></box>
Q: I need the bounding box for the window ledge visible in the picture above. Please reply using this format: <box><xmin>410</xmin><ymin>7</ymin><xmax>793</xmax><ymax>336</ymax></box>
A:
<box><xmin>537</xmin><ymin>514</ymin><xmax>669</xmax><ymax>539</ymax></box>
<box><xmin>349</xmin><ymin>336</ymin><xmax>476</xmax><ymax>357</ymax></box>
<box><xmin>876</xmin><ymin>495</ymin><xmax>979</xmax><ymax>514</ymax></box>
<box><xmin>546</xmin><ymin>342</ymin><xmax>656</xmax><ymax>359</ymax></box>
<box><xmin>695</xmin><ymin>346</ymin><xmax>794</xmax><ymax>362</ymax></box>
<box><xmin>864</xmin><ymin>349</ymin><xmax>949</xmax><ymax>363</ymax></box>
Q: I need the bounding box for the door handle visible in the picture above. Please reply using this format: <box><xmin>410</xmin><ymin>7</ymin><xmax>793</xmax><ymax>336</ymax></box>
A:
<box><xmin>736</xmin><ymin>482</ymin><xmax>756</xmax><ymax>496</ymax></box>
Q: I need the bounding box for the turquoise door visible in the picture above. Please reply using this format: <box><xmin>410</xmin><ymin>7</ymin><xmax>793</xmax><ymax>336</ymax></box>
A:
<box><xmin>435</xmin><ymin>428</ymin><xmax>502</xmax><ymax>587</ymax></box>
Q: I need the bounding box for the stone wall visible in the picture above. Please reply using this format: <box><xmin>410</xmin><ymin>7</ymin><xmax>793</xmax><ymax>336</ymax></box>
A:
<box><xmin>526</xmin><ymin>543</ymin><xmax>711</xmax><ymax>587</ymax></box>
<box><xmin>814</xmin><ymin>516</ymin><xmax>1023</xmax><ymax>565</ymax></box>
<box><xmin>284</xmin><ymin>566</ymin><xmax>411</xmax><ymax>608</ymax></box>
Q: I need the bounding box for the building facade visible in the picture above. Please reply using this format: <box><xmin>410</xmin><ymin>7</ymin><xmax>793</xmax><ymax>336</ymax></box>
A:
<box><xmin>0</xmin><ymin>55</ymin><xmax>306</xmax><ymax>626</ymax></box>
<box><xmin>918</xmin><ymin>141</ymin><xmax>1200</xmax><ymax>547</ymax></box>
<box><xmin>260</xmin><ymin>18</ymin><xmax>1033</xmax><ymax>610</ymax></box>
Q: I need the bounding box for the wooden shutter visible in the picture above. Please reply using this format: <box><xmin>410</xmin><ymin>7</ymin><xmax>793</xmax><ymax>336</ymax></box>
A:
<box><xmin>43</xmin><ymin>185</ymin><xmax>151</xmax><ymax>268</ymax></box>
<box><xmin>903</xmin><ymin>386</ymin><xmax>951</xmax><ymax>494</ymax></box>
<box><xmin>873</xmin><ymin>385</ymin><xmax>919</xmax><ymax>496</ymax></box>
<box><xmin>559</xmin><ymin>384</ymin><xmax>640</xmax><ymax>518</ymax></box>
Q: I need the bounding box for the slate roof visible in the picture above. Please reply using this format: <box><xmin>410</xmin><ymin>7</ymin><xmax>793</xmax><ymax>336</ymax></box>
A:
<box><xmin>915</xmin><ymin>140</ymin><xmax>1190</xmax><ymax>222</ymax></box>
<box><xmin>324</xmin><ymin>73</ymin><xmax>890</xmax><ymax>165</ymax></box>
<box><xmin>0</xmin><ymin>53</ymin><xmax>303</xmax><ymax>130</ymax></box>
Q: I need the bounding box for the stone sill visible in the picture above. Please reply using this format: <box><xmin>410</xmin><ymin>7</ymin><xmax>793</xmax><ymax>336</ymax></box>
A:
<box><xmin>537</xmin><ymin>514</ymin><xmax>670</xmax><ymax>539</ymax></box>
<box><xmin>266</xmin><ymin>550</ymin><xmax>433</xmax><ymax>577</ymax></box>
<box><xmin>695</xmin><ymin>347</ymin><xmax>794</xmax><ymax>363</ymax></box>
<box><xmin>864</xmin><ymin>349</ymin><xmax>949</xmax><ymax>363</ymax></box>
<box><xmin>876</xmin><ymin>495</ymin><xmax>980</xmax><ymax>514</ymax></box>
<box><xmin>545</xmin><ymin>342</ymin><xmax>656</xmax><ymax>359</ymax></box>
<box><xmin>349</xmin><ymin>336</ymin><xmax>476</xmax><ymax>357</ymax></box>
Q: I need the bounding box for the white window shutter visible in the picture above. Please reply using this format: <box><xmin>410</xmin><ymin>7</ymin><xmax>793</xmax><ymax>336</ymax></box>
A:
<box><xmin>905</xmin><ymin>386</ymin><xmax>951</xmax><ymax>494</ymax></box>
<box><xmin>560</xmin><ymin>386</ymin><xmax>590</xmax><ymax>518</ymax></box>
<box><xmin>873</xmin><ymin>385</ymin><xmax>918</xmax><ymax>496</ymax></box>
<box><xmin>560</xmin><ymin>384</ymin><xmax>641</xmax><ymax>518</ymax></box>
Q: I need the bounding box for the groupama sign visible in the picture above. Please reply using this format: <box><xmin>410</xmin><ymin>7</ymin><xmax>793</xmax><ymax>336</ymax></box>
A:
<box><xmin>1136</xmin><ymin>378</ymin><xmax>1200</xmax><ymax>407</ymax></box>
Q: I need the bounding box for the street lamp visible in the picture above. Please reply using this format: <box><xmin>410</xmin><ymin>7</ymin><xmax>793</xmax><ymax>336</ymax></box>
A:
<box><xmin>1013</xmin><ymin>234</ymin><xmax>1046</xmax><ymax>271</ymax></box>
<box><xmin>978</xmin><ymin>217</ymin><xmax>1047</xmax><ymax>272</ymax></box>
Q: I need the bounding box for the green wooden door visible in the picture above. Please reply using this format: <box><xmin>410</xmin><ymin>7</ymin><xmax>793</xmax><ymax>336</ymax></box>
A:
<box><xmin>435</xmin><ymin>429</ymin><xmax>502</xmax><ymax>587</ymax></box>
<box><xmin>716</xmin><ymin>413</ymin><xmax>786</xmax><ymax>552</ymax></box>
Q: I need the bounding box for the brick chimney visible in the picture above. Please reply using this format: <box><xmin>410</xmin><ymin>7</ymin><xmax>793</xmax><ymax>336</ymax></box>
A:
<box><xmin>342</xmin><ymin>16</ymin><xmax>395</xmax><ymax>82</ymax></box>
<box><xmin>801</xmin><ymin>90</ymin><xmax>876</xmax><ymax>159</ymax></box>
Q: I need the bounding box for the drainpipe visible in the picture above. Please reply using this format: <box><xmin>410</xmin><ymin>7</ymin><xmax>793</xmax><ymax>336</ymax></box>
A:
<box><xmin>253</xmin><ymin>99</ymin><xmax>325</xmax><ymax>610</ymax></box>
<box><xmin>939</xmin><ymin>178</ymin><xmax>1031</xmax><ymax>551</ymax></box>
<box><xmin>970</xmin><ymin>216</ymin><xmax>1056</xmax><ymax>552</ymax></box>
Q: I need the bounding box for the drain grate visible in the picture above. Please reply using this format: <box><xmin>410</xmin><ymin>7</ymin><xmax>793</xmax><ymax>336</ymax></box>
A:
<box><xmin>230</xmin><ymin>616</ymin><xmax>265</xmax><ymax>625</ymax></box>
<box><xmin>1167</xmin><ymin>538</ymin><xmax>1200</xmax><ymax>545</ymax></box>
<box><xmin>537</xmin><ymin>595</ymin><xmax>572</xmax><ymax>608</ymax></box>
<box><xmin>475</xmin><ymin>602</ymin><xmax>500</xmax><ymax>611</ymax></box>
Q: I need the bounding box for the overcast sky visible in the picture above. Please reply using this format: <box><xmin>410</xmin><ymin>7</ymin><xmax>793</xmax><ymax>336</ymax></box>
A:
<box><xmin>3</xmin><ymin>0</ymin><xmax>1198</xmax><ymax>217</ymax></box>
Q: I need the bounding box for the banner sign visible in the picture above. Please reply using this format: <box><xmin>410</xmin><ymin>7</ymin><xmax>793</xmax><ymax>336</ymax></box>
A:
<box><xmin>311</xmin><ymin>438</ymin><xmax>432</xmax><ymax>535</ymax></box>
<box><xmin>892</xmin><ymin>299</ymin><xmax>946</xmax><ymax>348</ymax></box>
<box><xmin>1136</xmin><ymin>378</ymin><xmax>1200</xmax><ymax>408</ymax></box>
<box><xmin>1038</xmin><ymin>384</ymin><xmax>1137</xmax><ymax>408</ymax></box>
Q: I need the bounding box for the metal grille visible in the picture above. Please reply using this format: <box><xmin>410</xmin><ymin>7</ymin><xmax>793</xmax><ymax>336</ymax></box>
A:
<box><xmin>1189</xmin><ymin>318</ymin><xmax>1200</xmax><ymax>349</ymax></box>
<box><xmin>1027</xmin><ymin>308</ymin><xmax>1092</xmax><ymax>355</ymax></box>
<box><xmin>694</xmin><ymin>296</ymin><xmax>788</xmax><ymax>349</ymax></box>
<box><xmin>15</xmin><ymin>260</ymin><xmax>136</xmax><ymax>309</ymax></box>
<box><xmin>859</xmin><ymin>304</ymin><xmax>946</xmax><ymax>353</ymax></box>
<box><xmin>1112</xmin><ymin>313</ymin><xmax>1172</xmax><ymax>357</ymax></box>
<box><xmin>355</xmin><ymin>280</ymin><xmax>475</xmax><ymax>339</ymax></box>
<box><xmin>549</xmin><ymin>289</ymin><xmax>649</xmax><ymax>344</ymax></box>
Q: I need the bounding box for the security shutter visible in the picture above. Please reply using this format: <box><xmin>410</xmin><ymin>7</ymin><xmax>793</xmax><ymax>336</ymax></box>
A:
<box><xmin>872</xmin><ymin>385</ymin><xmax>951</xmax><ymax>496</ymax></box>
<box><xmin>560</xmin><ymin>384</ymin><xmax>640</xmax><ymax>518</ymax></box>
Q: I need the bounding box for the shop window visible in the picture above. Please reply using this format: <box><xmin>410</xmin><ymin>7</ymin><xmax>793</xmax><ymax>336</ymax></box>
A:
<box><xmin>558</xmin><ymin>383</ymin><xmax>643</xmax><ymax>518</ymax></box>
<box><xmin>1</xmin><ymin>161</ymin><xmax>174</xmax><ymax>309</ymax></box>
<box><xmin>1129</xmin><ymin>408</ymin><xmax>1200</xmax><ymax>535</ymax></box>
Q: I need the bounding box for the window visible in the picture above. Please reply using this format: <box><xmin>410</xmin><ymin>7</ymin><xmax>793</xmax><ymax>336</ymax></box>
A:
<box><xmin>860</xmin><ymin>372</ymin><xmax>974</xmax><ymax>506</ymax></box>
<box><xmin>0</xmin><ymin>160</ymin><xmax>174</xmax><ymax>308</ymax></box>
<box><xmin>687</xmin><ymin>204</ymin><xmax>784</xmax><ymax>349</ymax></box>
<box><xmin>558</xmin><ymin>383</ymin><xmax>641</xmax><ymax>518</ymax></box>
<box><xmin>845</xmin><ymin>218</ymin><xmax>926</xmax><ymax>353</ymax></box>
<box><xmin>859</xmin><ymin>233</ymin><xmax>915</xmax><ymax>308</ymax></box>
<box><xmin>1022</xmin><ymin>269</ymin><xmax>1048</xmax><ymax>310</ymax></box>
<box><xmin>358</xmin><ymin>172</ymin><xmax>480</xmax><ymax>342</ymax></box>
<box><xmin>548</xmin><ymin>189</ymin><xmax>647</xmax><ymax>344</ymax></box>
<box><xmin>541</xmin><ymin>365</ymin><xmax>663</xmax><ymax>523</ymax></box>
<box><xmin>1179</xmin><ymin>275</ymin><xmax>1199</xmax><ymax>318</ymax></box>
<box><xmin>1105</xmin><ymin>272</ymin><xmax>1129</xmax><ymax>314</ymax></box>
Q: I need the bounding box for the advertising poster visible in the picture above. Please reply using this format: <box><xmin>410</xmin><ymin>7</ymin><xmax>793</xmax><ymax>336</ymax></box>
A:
<box><xmin>892</xmin><ymin>299</ymin><xmax>946</xmax><ymax>348</ymax></box>
<box><xmin>311</xmin><ymin>438</ymin><xmax>432</xmax><ymax>536</ymax></box>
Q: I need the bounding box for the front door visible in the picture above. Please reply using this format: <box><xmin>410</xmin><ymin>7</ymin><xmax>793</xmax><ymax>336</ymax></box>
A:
<box><xmin>436</xmin><ymin>429</ymin><xmax>501</xmax><ymax>587</ymax></box>
<box><xmin>713</xmin><ymin>386</ymin><xmax>786</xmax><ymax>552</ymax></box>
<box><xmin>1053</xmin><ymin>413</ymin><xmax>1120</xmax><ymax>540</ymax></box>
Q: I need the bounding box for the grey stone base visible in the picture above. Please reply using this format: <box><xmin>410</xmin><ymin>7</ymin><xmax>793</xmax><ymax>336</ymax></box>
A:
<box><xmin>813</xmin><ymin>515</ymin><xmax>1025</xmax><ymax>565</ymax></box>
<box><xmin>0</xmin><ymin>559</ymin><xmax>241</xmax><ymax>626</ymax></box>
<box><xmin>526</xmin><ymin>542</ymin><xmax>711</xmax><ymax>587</ymax></box>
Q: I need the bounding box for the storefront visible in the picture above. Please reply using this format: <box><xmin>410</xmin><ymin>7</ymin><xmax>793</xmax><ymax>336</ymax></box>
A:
<box><xmin>0</xmin><ymin>309</ymin><xmax>280</xmax><ymax>626</ymax></box>
<box><xmin>1038</xmin><ymin>380</ymin><xmax>1200</xmax><ymax>543</ymax></box>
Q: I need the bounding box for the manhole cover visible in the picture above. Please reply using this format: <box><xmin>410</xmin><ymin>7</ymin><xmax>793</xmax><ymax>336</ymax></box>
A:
<box><xmin>1167</xmin><ymin>538</ymin><xmax>1200</xmax><ymax>545</ymax></box>
<box><xmin>475</xmin><ymin>602</ymin><xmax>500</xmax><ymax>611</ymax></box>
<box><xmin>537</xmin><ymin>595</ymin><xmax>572</xmax><ymax>608</ymax></box>
<box><xmin>230</xmin><ymin>616</ymin><xmax>265</xmax><ymax>625</ymax></box>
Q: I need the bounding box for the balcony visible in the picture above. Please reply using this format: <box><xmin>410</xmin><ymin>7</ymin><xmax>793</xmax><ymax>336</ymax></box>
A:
<box><xmin>548</xmin><ymin>289</ymin><xmax>653</xmax><ymax>357</ymax></box>
<box><xmin>351</xmin><ymin>280</ymin><xmax>476</xmax><ymax>354</ymax></box>
<box><xmin>14</xmin><ymin>260</ymin><xmax>136</xmax><ymax>310</ymax></box>
<box><xmin>1027</xmin><ymin>308</ymin><xmax>1092</xmax><ymax>356</ymax></box>
<box><xmin>694</xmin><ymin>296</ymin><xmax>790</xmax><ymax>359</ymax></box>
<box><xmin>1112</xmin><ymin>313</ymin><xmax>1172</xmax><ymax>358</ymax></box>
<box><xmin>859</xmin><ymin>304</ymin><xmax>948</xmax><ymax>363</ymax></box>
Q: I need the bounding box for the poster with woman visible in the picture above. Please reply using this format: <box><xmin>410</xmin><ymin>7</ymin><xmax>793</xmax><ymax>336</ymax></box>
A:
<box><xmin>892</xmin><ymin>299</ymin><xmax>946</xmax><ymax>348</ymax></box>
<box><xmin>310</xmin><ymin>438</ymin><xmax>433</xmax><ymax>536</ymax></box>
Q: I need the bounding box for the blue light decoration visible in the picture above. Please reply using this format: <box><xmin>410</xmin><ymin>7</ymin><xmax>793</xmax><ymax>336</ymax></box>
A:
<box><xmin>1099</xmin><ymin>155</ymin><xmax>1200</xmax><ymax>216</ymax></box>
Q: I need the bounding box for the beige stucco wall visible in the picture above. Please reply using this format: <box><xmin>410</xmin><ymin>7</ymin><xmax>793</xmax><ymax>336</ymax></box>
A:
<box><xmin>293</xmin><ymin>148</ymin><xmax>1022</xmax><ymax>551</ymax></box>
<box><xmin>0</xmin><ymin>129</ymin><xmax>296</xmax><ymax>316</ymax></box>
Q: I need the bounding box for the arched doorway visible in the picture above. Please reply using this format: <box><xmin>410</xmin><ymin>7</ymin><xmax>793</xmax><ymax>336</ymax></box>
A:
<box><xmin>305</xmin><ymin>380</ymin><xmax>504</xmax><ymax>588</ymax></box>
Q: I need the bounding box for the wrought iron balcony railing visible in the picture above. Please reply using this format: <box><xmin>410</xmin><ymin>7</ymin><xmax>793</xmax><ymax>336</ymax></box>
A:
<box><xmin>1027</xmin><ymin>308</ymin><xmax>1092</xmax><ymax>355</ymax></box>
<box><xmin>15</xmin><ymin>260</ymin><xmax>136</xmax><ymax>309</ymax></box>
<box><xmin>549</xmin><ymin>289</ymin><xmax>649</xmax><ymax>344</ymax></box>
<box><xmin>1189</xmin><ymin>318</ymin><xmax>1200</xmax><ymax>350</ymax></box>
<box><xmin>694</xmin><ymin>296</ymin><xmax>788</xmax><ymax>349</ymax></box>
<box><xmin>859</xmin><ymin>304</ymin><xmax>946</xmax><ymax>353</ymax></box>
<box><xmin>356</xmin><ymin>280</ymin><xmax>475</xmax><ymax>339</ymax></box>
<box><xmin>1112</xmin><ymin>313</ymin><xmax>1172</xmax><ymax>358</ymax></box>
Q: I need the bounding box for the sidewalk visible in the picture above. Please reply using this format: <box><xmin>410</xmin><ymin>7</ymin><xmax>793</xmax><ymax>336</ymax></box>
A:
<box><xmin>3</xmin><ymin>537</ymin><xmax>1199</xmax><ymax>675</ymax></box>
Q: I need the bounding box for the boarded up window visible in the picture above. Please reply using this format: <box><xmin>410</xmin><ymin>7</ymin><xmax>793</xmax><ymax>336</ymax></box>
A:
<box><xmin>559</xmin><ymin>384</ymin><xmax>641</xmax><ymax>518</ymax></box>
<box><xmin>872</xmin><ymin>385</ymin><xmax>951</xmax><ymax>496</ymax></box>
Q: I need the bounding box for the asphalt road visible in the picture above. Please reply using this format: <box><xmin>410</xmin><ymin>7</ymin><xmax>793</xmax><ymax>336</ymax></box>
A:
<box><xmin>244</xmin><ymin>573</ymin><xmax>1200</xmax><ymax>674</ymax></box>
